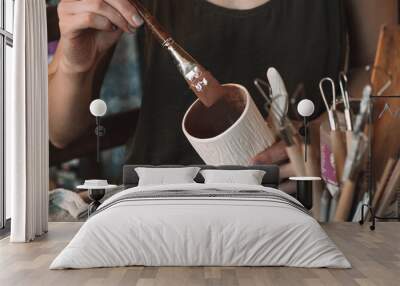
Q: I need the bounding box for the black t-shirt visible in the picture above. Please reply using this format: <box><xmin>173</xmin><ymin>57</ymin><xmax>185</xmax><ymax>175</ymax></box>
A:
<box><xmin>125</xmin><ymin>0</ymin><xmax>347</xmax><ymax>165</ymax></box>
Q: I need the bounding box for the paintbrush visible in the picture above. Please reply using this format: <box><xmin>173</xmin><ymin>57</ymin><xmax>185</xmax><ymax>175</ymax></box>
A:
<box><xmin>334</xmin><ymin>85</ymin><xmax>372</xmax><ymax>221</ymax></box>
<box><xmin>365</xmin><ymin>157</ymin><xmax>397</xmax><ymax>221</ymax></box>
<box><xmin>319</xmin><ymin>78</ymin><xmax>347</xmax><ymax>182</ymax></box>
<box><xmin>376</xmin><ymin>159</ymin><xmax>400</xmax><ymax>217</ymax></box>
<box><xmin>330</xmin><ymin>130</ymin><xmax>347</xmax><ymax>181</ymax></box>
<box><xmin>339</xmin><ymin>72</ymin><xmax>353</xmax><ymax>153</ymax></box>
<box><xmin>254</xmin><ymin>77</ymin><xmax>306</xmax><ymax>176</ymax></box>
<box><xmin>255</xmin><ymin>71</ymin><xmax>321</xmax><ymax>180</ymax></box>
<box><xmin>129</xmin><ymin>0</ymin><xmax>230</xmax><ymax>108</ymax></box>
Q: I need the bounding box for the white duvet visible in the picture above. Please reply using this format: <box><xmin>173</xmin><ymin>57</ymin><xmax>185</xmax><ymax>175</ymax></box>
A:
<box><xmin>50</xmin><ymin>183</ymin><xmax>351</xmax><ymax>269</ymax></box>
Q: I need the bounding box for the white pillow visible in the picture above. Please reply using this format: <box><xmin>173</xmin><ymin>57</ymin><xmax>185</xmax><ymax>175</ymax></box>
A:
<box><xmin>135</xmin><ymin>167</ymin><xmax>201</xmax><ymax>186</ymax></box>
<box><xmin>200</xmin><ymin>169</ymin><xmax>266</xmax><ymax>185</ymax></box>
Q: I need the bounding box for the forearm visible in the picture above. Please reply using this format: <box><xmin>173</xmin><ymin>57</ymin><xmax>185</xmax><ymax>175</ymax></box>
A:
<box><xmin>48</xmin><ymin>55</ymin><xmax>96</xmax><ymax>148</ymax></box>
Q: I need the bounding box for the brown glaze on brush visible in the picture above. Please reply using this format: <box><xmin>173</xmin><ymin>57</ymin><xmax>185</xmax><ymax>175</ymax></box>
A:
<box><xmin>129</xmin><ymin>0</ymin><xmax>246</xmax><ymax>134</ymax></box>
<box><xmin>129</xmin><ymin>0</ymin><xmax>233</xmax><ymax>108</ymax></box>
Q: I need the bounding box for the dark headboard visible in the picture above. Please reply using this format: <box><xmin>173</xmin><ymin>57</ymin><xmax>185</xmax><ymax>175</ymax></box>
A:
<box><xmin>123</xmin><ymin>165</ymin><xmax>280</xmax><ymax>188</ymax></box>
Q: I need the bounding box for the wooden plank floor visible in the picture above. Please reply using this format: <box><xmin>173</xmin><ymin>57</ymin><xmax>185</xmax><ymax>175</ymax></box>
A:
<box><xmin>0</xmin><ymin>222</ymin><xmax>399</xmax><ymax>286</ymax></box>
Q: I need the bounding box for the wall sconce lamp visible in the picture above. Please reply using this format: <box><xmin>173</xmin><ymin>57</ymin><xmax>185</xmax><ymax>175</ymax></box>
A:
<box><xmin>90</xmin><ymin>99</ymin><xmax>107</xmax><ymax>162</ymax></box>
<box><xmin>297</xmin><ymin>99</ymin><xmax>315</xmax><ymax>162</ymax></box>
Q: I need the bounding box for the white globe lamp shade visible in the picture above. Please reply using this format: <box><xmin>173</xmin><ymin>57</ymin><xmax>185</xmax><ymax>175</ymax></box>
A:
<box><xmin>90</xmin><ymin>99</ymin><xmax>107</xmax><ymax>117</ymax></box>
<box><xmin>297</xmin><ymin>99</ymin><xmax>315</xmax><ymax>117</ymax></box>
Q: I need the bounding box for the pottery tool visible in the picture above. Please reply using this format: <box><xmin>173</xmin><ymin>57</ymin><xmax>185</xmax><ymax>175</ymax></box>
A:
<box><xmin>320</xmin><ymin>120</ymin><xmax>341</xmax><ymax>216</ymax></box>
<box><xmin>254</xmin><ymin>78</ymin><xmax>305</xmax><ymax>176</ymax></box>
<box><xmin>320</xmin><ymin>78</ymin><xmax>346</xmax><ymax>181</ymax></box>
<box><xmin>341</xmin><ymin>86</ymin><xmax>372</xmax><ymax>182</ymax></box>
<box><xmin>339</xmin><ymin>72</ymin><xmax>352</xmax><ymax>131</ymax></box>
<box><xmin>266</xmin><ymin>68</ymin><xmax>302</xmax><ymax>143</ymax></box>
<box><xmin>255</xmin><ymin>72</ymin><xmax>322</xmax><ymax>215</ymax></box>
<box><xmin>319</xmin><ymin>77</ymin><xmax>337</xmax><ymax>131</ymax></box>
<box><xmin>334</xmin><ymin>144</ymin><xmax>367</xmax><ymax>221</ymax></box>
<box><xmin>334</xmin><ymin>85</ymin><xmax>372</xmax><ymax>221</ymax></box>
<box><xmin>330</xmin><ymin>130</ymin><xmax>347</xmax><ymax>182</ymax></box>
<box><xmin>254</xmin><ymin>78</ymin><xmax>294</xmax><ymax>134</ymax></box>
<box><xmin>267</xmin><ymin>68</ymin><xmax>289</xmax><ymax>120</ymax></box>
<box><xmin>128</xmin><ymin>0</ymin><xmax>235</xmax><ymax>109</ymax></box>
<box><xmin>339</xmin><ymin>72</ymin><xmax>353</xmax><ymax>152</ymax></box>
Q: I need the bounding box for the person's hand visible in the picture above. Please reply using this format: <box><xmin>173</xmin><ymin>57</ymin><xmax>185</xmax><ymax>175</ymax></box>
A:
<box><xmin>57</xmin><ymin>0</ymin><xmax>144</xmax><ymax>73</ymax></box>
<box><xmin>251</xmin><ymin>140</ymin><xmax>296</xmax><ymax>194</ymax></box>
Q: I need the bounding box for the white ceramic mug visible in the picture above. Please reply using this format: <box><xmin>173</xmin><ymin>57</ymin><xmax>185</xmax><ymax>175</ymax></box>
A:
<box><xmin>182</xmin><ymin>83</ymin><xmax>276</xmax><ymax>165</ymax></box>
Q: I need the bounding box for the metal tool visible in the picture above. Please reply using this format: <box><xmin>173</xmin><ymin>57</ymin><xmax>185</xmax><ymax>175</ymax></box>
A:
<box><xmin>254</xmin><ymin>79</ymin><xmax>276</xmax><ymax>117</ymax></box>
<box><xmin>320</xmin><ymin>77</ymin><xmax>347</xmax><ymax>182</ymax></box>
<box><xmin>319</xmin><ymin>77</ymin><xmax>337</xmax><ymax>131</ymax></box>
<box><xmin>339</xmin><ymin>72</ymin><xmax>353</xmax><ymax>131</ymax></box>
<box><xmin>267</xmin><ymin>68</ymin><xmax>289</xmax><ymax>122</ymax></box>
<box><xmin>254</xmin><ymin>78</ymin><xmax>298</xmax><ymax>141</ymax></box>
<box><xmin>354</xmin><ymin>85</ymin><xmax>372</xmax><ymax>135</ymax></box>
<box><xmin>254</xmin><ymin>79</ymin><xmax>287</xmax><ymax>124</ymax></box>
<box><xmin>342</xmin><ymin>86</ymin><xmax>372</xmax><ymax>181</ymax></box>
<box><xmin>254</xmin><ymin>78</ymin><xmax>306</xmax><ymax>176</ymax></box>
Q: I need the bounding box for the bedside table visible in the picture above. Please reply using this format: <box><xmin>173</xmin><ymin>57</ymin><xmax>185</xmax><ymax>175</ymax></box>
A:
<box><xmin>87</xmin><ymin>189</ymin><xmax>106</xmax><ymax>216</ymax></box>
<box><xmin>289</xmin><ymin>177</ymin><xmax>322</xmax><ymax>210</ymax></box>
<box><xmin>77</xmin><ymin>180</ymin><xmax>118</xmax><ymax>216</ymax></box>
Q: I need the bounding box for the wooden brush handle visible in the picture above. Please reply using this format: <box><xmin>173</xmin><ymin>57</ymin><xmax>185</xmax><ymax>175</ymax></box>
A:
<box><xmin>366</xmin><ymin>157</ymin><xmax>396</xmax><ymax>221</ymax></box>
<box><xmin>129</xmin><ymin>0</ymin><xmax>171</xmax><ymax>44</ymax></box>
<box><xmin>292</xmin><ymin>134</ymin><xmax>302</xmax><ymax>147</ymax></box>
<box><xmin>303</xmin><ymin>144</ymin><xmax>321</xmax><ymax>177</ymax></box>
<box><xmin>286</xmin><ymin>144</ymin><xmax>306</xmax><ymax>176</ymax></box>
<box><xmin>373</xmin><ymin>158</ymin><xmax>396</xmax><ymax>209</ymax></box>
<box><xmin>128</xmin><ymin>0</ymin><xmax>224</xmax><ymax>108</ymax></box>
<box><xmin>345</xmin><ymin>131</ymin><xmax>353</xmax><ymax>154</ymax></box>
<box><xmin>376</xmin><ymin>159</ymin><xmax>400</xmax><ymax>217</ymax></box>
<box><xmin>334</xmin><ymin>180</ymin><xmax>355</xmax><ymax>221</ymax></box>
<box><xmin>330</xmin><ymin>130</ymin><xmax>347</xmax><ymax>182</ymax></box>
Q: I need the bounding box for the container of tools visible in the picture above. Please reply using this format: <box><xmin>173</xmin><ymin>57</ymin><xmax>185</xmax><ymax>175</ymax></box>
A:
<box><xmin>319</xmin><ymin>98</ymin><xmax>368</xmax><ymax>222</ymax></box>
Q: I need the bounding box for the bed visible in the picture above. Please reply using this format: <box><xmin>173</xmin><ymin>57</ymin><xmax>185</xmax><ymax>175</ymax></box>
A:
<box><xmin>50</xmin><ymin>165</ymin><xmax>351</xmax><ymax>269</ymax></box>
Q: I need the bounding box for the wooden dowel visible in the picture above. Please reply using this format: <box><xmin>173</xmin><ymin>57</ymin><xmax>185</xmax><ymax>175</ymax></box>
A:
<box><xmin>329</xmin><ymin>194</ymin><xmax>339</xmax><ymax>221</ymax></box>
<box><xmin>286</xmin><ymin>144</ymin><xmax>306</xmax><ymax>177</ymax></box>
<box><xmin>373</xmin><ymin>158</ymin><xmax>396</xmax><ymax>209</ymax></box>
<box><xmin>292</xmin><ymin>134</ymin><xmax>302</xmax><ymax>147</ymax></box>
<box><xmin>311</xmin><ymin>180</ymin><xmax>324</xmax><ymax>220</ymax></box>
<box><xmin>129</xmin><ymin>0</ymin><xmax>170</xmax><ymax>44</ymax></box>
<box><xmin>376</xmin><ymin>160</ymin><xmax>400</xmax><ymax>217</ymax></box>
<box><xmin>364</xmin><ymin>158</ymin><xmax>395</xmax><ymax>221</ymax></box>
<box><xmin>334</xmin><ymin>180</ymin><xmax>355</xmax><ymax>221</ymax></box>
<box><xmin>345</xmin><ymin>131</ymin><xmax>353</xmax><ymax>154</ymax></box>
<box><xmin>330</xmin><ymin>130</ymin><xmax>347</xmax><ymax>182</ymax></box>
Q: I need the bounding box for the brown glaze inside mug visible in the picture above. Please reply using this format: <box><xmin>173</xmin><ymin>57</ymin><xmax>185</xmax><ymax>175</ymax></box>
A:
<box><xmin>184</xmin><ymin>85</ymin><xmax>247</xmax><ymax>139</ymax></box>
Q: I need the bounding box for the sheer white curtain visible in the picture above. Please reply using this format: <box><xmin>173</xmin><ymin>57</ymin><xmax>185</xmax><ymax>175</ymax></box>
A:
<box><xmin>6</xmin><ymin>0</ymin><xmax>49</xmax><ymax>242</ymax></box>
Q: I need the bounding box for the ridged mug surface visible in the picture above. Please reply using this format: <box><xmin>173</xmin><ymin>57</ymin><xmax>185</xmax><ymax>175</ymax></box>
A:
<box><xmin>182</xmin><ymin>84</ymin><xmax>276</xmax><ymax>165</ymax></box>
